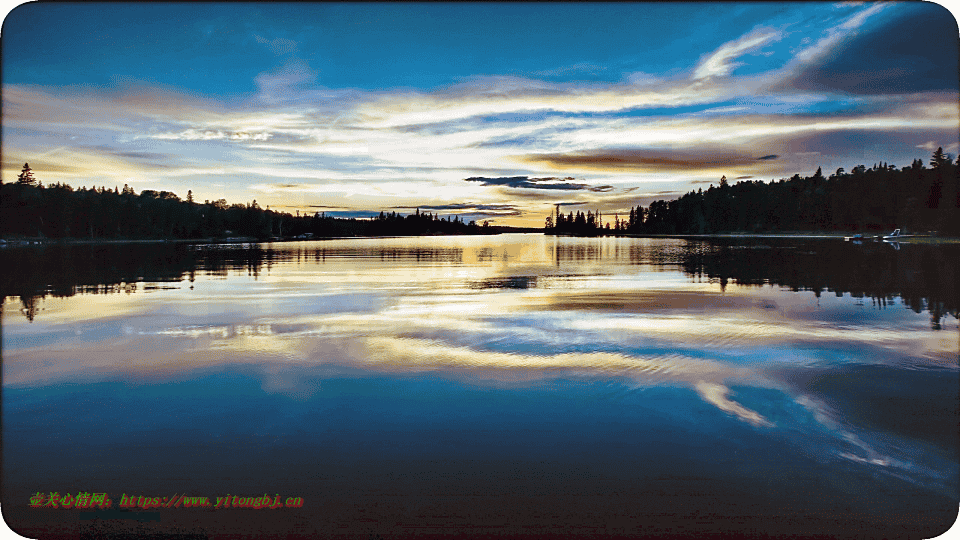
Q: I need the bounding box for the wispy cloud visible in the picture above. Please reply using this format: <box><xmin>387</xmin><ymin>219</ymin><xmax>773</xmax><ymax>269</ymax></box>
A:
<box><xmin>694</xmin><ymin>28</ymin><xmax>781</xmax><ymax>80</ymax></box>
<box><xmin>532</xmin><ymin>62</ymin><xmax>609</xmax><ymax>79</ymax></box>
<box><xmin>791</xmin><ymin>3</ymin><xmax>888</xmax><ymax>67</ymax></box>
<box><xmin>254</xmin><ymin>60</ymin><xmax>318</xmax><ymax>105</ymax></box>
<box><xmin>254</xmin><ymin>34</ymin><xmax>299</xmax><ymax>56</ymax></box>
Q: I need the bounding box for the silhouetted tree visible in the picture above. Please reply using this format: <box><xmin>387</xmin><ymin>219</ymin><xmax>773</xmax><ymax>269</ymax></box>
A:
<box><xmin>16</xmin><ymin>163</ymin><xmax>36</xmax><ymax>185</ymax></box>
<box><xmin>930</xmin><ymin>147</ymin><xmax>949</xmax><ymax>169</ymax></box>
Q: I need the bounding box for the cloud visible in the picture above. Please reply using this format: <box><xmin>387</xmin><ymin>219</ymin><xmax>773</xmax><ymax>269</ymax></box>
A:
<box><xmin>771</xmin><ymin>3</ymin><xmax>955</xmax><ymax>95</ymax></box>
<box><xmin>465</xmin><ymin>176</ymin><xmax>589</xmax><ymax>190</ymax></box>
<box><xmin>148</xmin><ymin>129</ymin><xmax>273</xmax><ymax>142</ymax></box>
<box><xmin>521</xmin><ymin>148</ymin><xmax>778</xmax><ymax>173</ymax></box>
<box><xmin>788</xmin><ymin>3</ymin><xmax>889</xmax><ymax>68</ymax></box>
<box><xmin>254</xmin><ymin>60</ymin><xmax>318</xmax><ymax>104</ymax></box>
<box><xmin>471</xmin><ymin>134</ymin><xmax>544</xmax><ymax>149</ymax></box>
<box><xmin>694</xmin><ymin>28</ymin><xmax>781</xmax><ymax>80</ymax></box>
<box><xmin>352</xmin><ymin>76</ymin><xmax>746</xmax><ymax>129</ymax></box>
<box><xmin>1</xmin><ymin>145</ymin><xmax>170</xmax><ymax>185</ymax></box>
<box><xmin>532</xmin><ymin>62</ymin><xmax>608</xmax><ymax>79</ymax></box>
<box><xmin>761</xmin><ymin>127</ymin><xmax>958</xmax><ymax>162</ymax></box>
<box><xmin>254</xmin><ymin>35</ymin><xmax>299</xmax><ymax>56</ymax></box>
<box><xmin>2</xmin><ymin>84</ymin><xmax>227</xmax><ymax>134</ymax></box>
<box><xmin>398</xmin><ymin>203</ymin><xmax>520</xmax><ymax>215</ymax></box>
<box><xmin>625</xmin><ymin>71</ymin><xmax>664</xmax><ymax>86</ymax></box>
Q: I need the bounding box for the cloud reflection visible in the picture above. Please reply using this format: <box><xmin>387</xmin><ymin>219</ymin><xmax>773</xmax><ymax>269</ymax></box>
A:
<box><xmin>695</xmin><ymin>382</ymin><xmax>773</xmax><ymax>427</ymax></box>
<box><xmin>3</xmin><ymin>235</ymin><xmax>955</xmax><ymax>493</ymax></box>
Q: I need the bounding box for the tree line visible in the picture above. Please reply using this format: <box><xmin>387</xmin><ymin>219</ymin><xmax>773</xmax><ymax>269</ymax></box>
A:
<box><xmin>4</xmin><ymin>237</ymin><xmax>956</xmax><ymax>327</ymax></box>
<box><xmin>0</xmin><ymin>166</ymin><xmax>484</xmax><ymax>240</ymax></box>
<box><xmin>547</xmin><ymin>149</ymin><xmax>960</xmax><ymax>236</ymax></box>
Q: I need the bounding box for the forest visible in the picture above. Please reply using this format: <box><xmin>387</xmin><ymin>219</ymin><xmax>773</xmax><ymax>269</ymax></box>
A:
<box><xmin>547</xmin><ymin>148</ymin><xmax>960</xmax><ymax>237</ymax></box>
<box><xmin>3</xmin><ymin>148</ymin><xmax>959</xmax><ymax>241</ymax></box>
<box><xmin>0</xmin><ymin>166</ymin><xmax>483</xmax><ymax>240</ymax></box>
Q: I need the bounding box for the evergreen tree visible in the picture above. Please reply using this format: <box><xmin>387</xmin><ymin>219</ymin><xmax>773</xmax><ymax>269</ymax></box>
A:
<box><xmin>17</xmin><ymin>163</ymin><xmax>36</xmax><ymax>185</ymax></box>
<box><xmin>931</xmin><ymin>147</ymin><xmax>948</xmax><ymax>169</ymax></box>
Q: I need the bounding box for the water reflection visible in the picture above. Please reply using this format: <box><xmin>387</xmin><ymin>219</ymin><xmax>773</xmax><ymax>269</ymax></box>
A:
<box><xmin>3</xmin><ymin>235</ymin><xmax>958</xmax><ymax>537</ymax></box>
<box><xmin>469</xmin><ymin>276</ymin><xmax>538</xmax><ymax>289</ymax></box>
<box><xmin>674</xmin><ymin>238</ymin><xmax>959</xmax><ymax>329</ymax></box>
<box><xmin>3</xmin><ymin>237</ymin><xmax>956</xmax><ymax>326</ymax></box>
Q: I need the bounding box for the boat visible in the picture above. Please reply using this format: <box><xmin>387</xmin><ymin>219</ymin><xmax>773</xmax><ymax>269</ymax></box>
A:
<box><xmin>882</xmin><ymin>229</ymin><xmax>901</xmax><ymax>239</ymax></box>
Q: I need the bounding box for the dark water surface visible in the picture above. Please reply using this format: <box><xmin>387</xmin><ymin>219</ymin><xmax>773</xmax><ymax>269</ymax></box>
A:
<box><xmin>3</xmin><ymin>235</ymin><xmax>958</xmax><ymax>538</ymax></box>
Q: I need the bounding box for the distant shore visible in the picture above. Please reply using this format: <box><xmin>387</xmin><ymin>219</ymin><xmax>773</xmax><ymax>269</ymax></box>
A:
<box><xmin>0</xmin><ymin>228</ymin><xmax>539</xmax><ymax>247</ymax></box>
<box><xmin>553</xmin><ymin>231</ymin><xmax>960</xmax><ymax>243</ymax></box>
<box><xmin>5</xmin><ymin>229</ymin><xmax>959</xmax><ymax>247</ymax></box>
<box><xmin>0</xmin><ymin>236</ymin><xmax>260</xmax><ymax>247</ymax></box>
<box><xmin>635</xmin><ymin>232</ymin><xmax>960</xmax><ymax>242</ymax></box>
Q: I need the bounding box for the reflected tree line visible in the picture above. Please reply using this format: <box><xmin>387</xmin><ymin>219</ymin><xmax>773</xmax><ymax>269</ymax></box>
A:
<box><xmin>1</xmin><ymin>166</ymin><xmax>483</xmax><ymax>240</ymax></box>
<box><xmin>1</xmin><ymin>244</ymin><xmax>252</xmax><ymax>321</ymax></box>
<box><xmin>677</xmin><ymin>239</ymin><xmax>958</xmax><ymax>329</ymax></box>
<box><xmin>0</xmin><ymin>243</ymin><xmax>469</xmax><ymax>321</ymax></box>
<box><xmin>4</xmin><ymin>239</ymin><xmax>957</xmax><ymax>329</ymax></box>
<box><xmin>547</xmin><ymin>149</ymin><xmax>960</xmax><ymax>236</ymax></box>
<box><xmin>550</xmin><ymin>239</ymin><xmax>958</xmax><ymax>329</ymax></box>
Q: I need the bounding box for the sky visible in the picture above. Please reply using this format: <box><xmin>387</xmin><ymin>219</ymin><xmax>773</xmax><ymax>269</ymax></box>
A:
<box><xmin>2</xmin><ymin>2</ymin><xmax>959</xmax><ymax>227</ymax></box>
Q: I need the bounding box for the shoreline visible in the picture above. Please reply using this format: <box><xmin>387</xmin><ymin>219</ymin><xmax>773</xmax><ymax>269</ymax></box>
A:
<box><xmin>4</xmin><ymin>231</ymin><xmax>960</xmax><ymax>246</ymax></box>
<box><xmin>551</xmin><ymin>231</ymin><xmax>960</xmax><ymax>243</ymax></box>
<box><xmin>0</xmin><ymin>232</ymin><xmax>511</xmax><ymax>247</ymax></box>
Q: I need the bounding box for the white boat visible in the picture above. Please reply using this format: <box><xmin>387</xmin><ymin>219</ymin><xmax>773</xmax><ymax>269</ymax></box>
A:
<box><xmin>882</xmin><ymin>229</ymin><xmax>901</xmax><ymax>239</ymax></box>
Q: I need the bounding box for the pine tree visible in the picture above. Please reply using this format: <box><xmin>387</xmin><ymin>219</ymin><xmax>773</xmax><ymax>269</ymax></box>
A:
<box><xmin>16</xmin><ymin>163</ymin><xmax>36</xmax><ymax>185</ymax></box>
<box><xmin>930</xmin><ymin>147</ymin><xmax>948</xmax><ymax>169</ymax></box>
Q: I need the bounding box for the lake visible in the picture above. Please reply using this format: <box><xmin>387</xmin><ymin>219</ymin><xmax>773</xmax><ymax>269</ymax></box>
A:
<box><xmin>3</xmin><ymin>234</ymin><xmax>958</xmax><ymax>538</ymax></box>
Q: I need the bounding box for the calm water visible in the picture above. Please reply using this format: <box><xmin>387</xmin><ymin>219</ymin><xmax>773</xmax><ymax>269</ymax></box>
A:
<box><xmin>3</xmin><ymin>234</ymin><xmax>958</xmax><ymax>538</ymax></box>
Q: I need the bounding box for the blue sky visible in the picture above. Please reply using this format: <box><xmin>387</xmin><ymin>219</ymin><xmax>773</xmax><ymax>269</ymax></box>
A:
<box><xmin>2</xmin><ymin>2</ymin><xmax>958</xmax><ymax>226</ymax></box>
